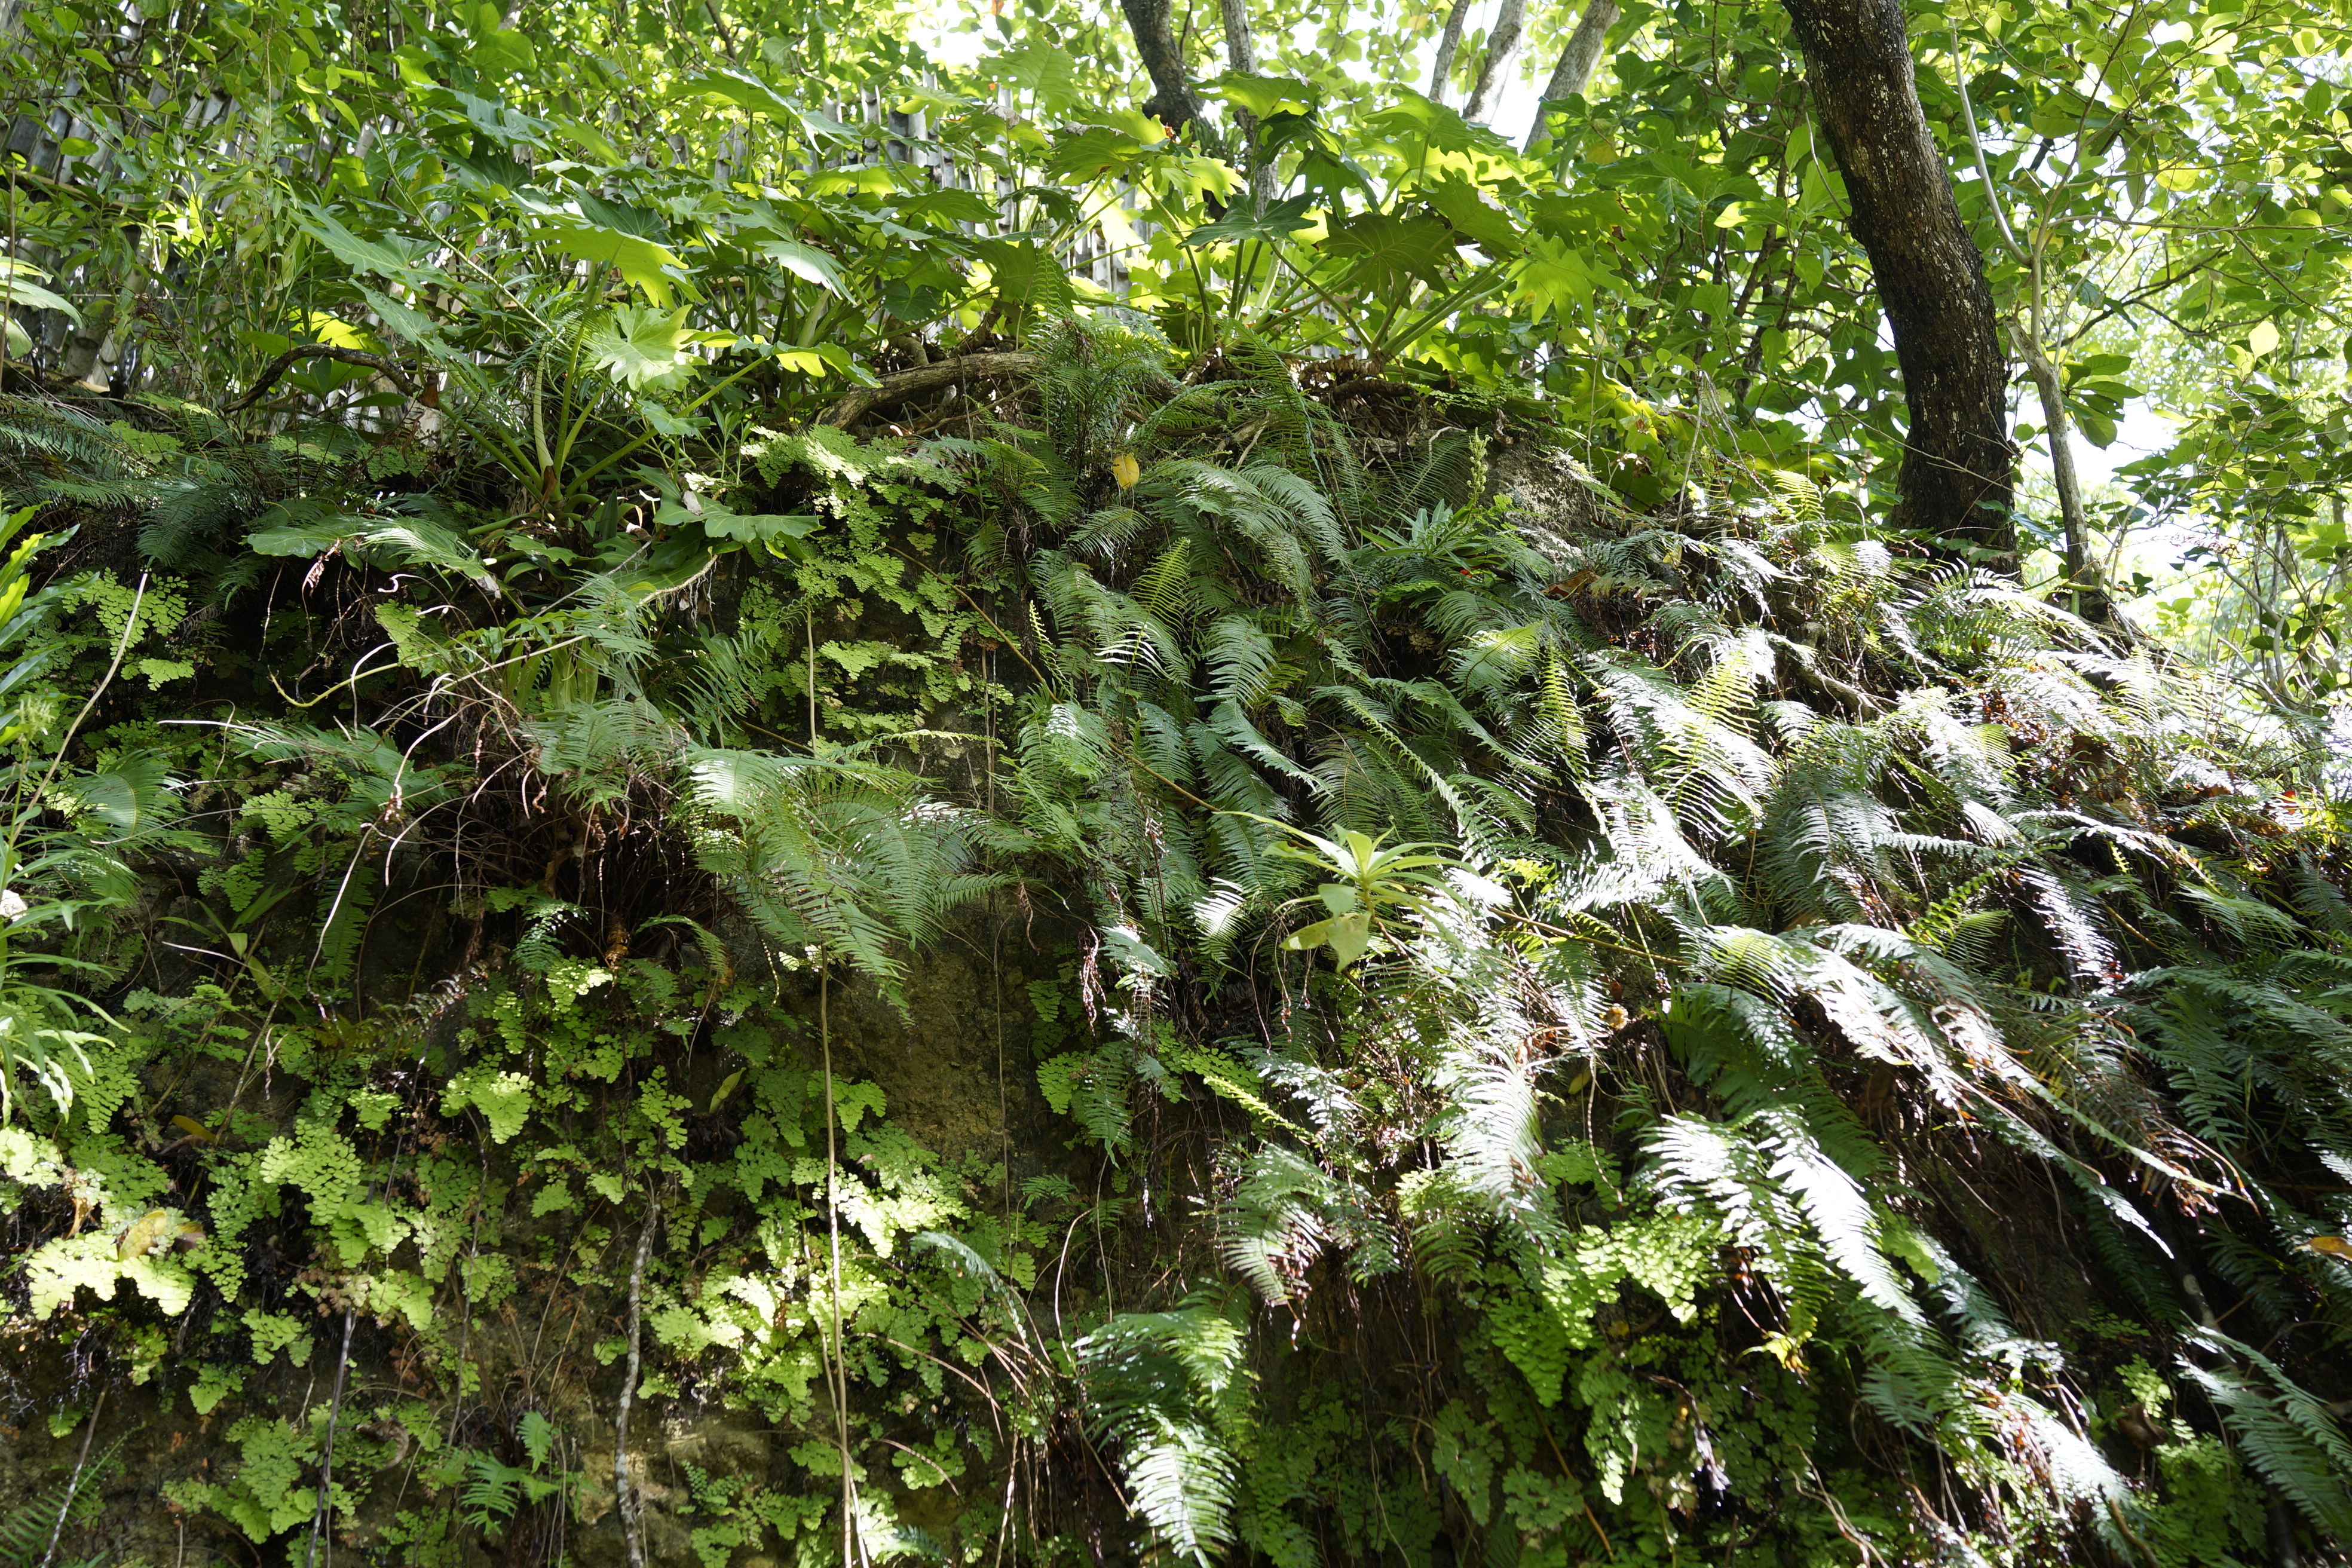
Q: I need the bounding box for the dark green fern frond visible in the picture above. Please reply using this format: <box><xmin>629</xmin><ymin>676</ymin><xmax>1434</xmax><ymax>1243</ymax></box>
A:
<box><xmin>0</xmin><ymin>1435</ymin><xmax>124</xmax><ymax>1568</ymax></box>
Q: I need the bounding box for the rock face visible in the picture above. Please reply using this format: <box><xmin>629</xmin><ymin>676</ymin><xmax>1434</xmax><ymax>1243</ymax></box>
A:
<box><xmin>0</xmin><ymin>896</ymin><xmax>1076</xmax><ymax>1568</ymax></box>
<box><xmin>1484</xmin><ymin>437</ymin><xmax>1609</xmax><ymax>534</ymax></box>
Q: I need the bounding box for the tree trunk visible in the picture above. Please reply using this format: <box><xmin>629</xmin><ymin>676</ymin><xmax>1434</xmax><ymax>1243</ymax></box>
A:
<box><xmin>1221</xmin><ymin>0</ymin><xmax>1274</xmax><ymax>209</ymax></box>
<box><xmin>1120</xmin><ymin>0</ymin><xmax>1208</xmax><ymax>134</ymax></box>
<box><xmin>1780</xmin><ymin>0</ymin><xmax>2015</xmax><ymax>565</ymax></box>
<box><xmin>2015</xmin><ymin>330</ymin><xmax>2105</xmax><ymax>615</ymax></box>
<box><xmin>1430</xmin><ymin>0</ymin><xmax>1473</xmax><ymax>104</ymax></box>
<box><xmin>1524</xmin><ymin>0</ymin><xmax>1618</xmax><ymax>151</ymax></box>
<box><xmin>1463</xmin><ymin>0</ymin><xmax>1526</xmax><ymax>122</ymax></box>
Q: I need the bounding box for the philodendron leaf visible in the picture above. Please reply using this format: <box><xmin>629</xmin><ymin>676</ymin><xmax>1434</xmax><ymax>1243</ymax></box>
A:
<box><xmin>1282</xmin><ymin>909</ymin><xmax>1374</xmax><ymax>969</ymax></box>
<box><xmin>757</xmin><ymin>238</ymin><xmax>846</xmax><ymax>295</ymax></box>
<box><xmin>586</xmin><ymin>306</ymin><xmax>728</xmax><ymax>388</ymax></box>
<box><xmin>0</xmin><ymin>259</ymin><xmax>79</xmax><ymax>321</ymax></box>
<box><xmin>538</xmin><ymin>219</ymin><xmax>684</xmax><ymax>306</ymax></box>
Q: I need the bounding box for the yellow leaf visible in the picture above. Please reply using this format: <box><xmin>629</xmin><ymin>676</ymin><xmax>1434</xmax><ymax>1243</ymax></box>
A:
<box><xmin>170</xmin><ymin>1114</ymin><xmax>218</xmax><ymax>1144</ymax></box>
<box><xmin>2305</xmin><ymin>1235</ymin><xmax>2352</xmax><ymax>1257</ymax></box>
<box><xmin>1110</xmin><ymin>452</ymin><xmax>1141</xmax><ymax>490</ymax></box>
<box><xmin>302</xmin><ymin>311</ymin><xmax>371</xmax><ymax>351</ymax></box>
<box><xmin>116</xmin><ymin>1209</ymin><xmax>177</xmax><ymax>1260</ymax></box>
<box><xmin>2247</xmin><ymin>320</ymin><xmax>2280</xmax><ymax>357</ymax></box>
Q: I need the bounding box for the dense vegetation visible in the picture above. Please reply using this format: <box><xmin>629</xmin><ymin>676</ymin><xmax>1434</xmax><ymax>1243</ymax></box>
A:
<box><xmin>5</xmin><ymin>0</ymin><xmax>2352</xmax><ymax>1562</ymax></box>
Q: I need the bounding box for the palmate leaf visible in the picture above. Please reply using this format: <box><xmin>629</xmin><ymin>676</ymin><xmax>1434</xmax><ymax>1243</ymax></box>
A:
<box><xmin>586</xmin><ymin>306</ymin><xmax>727</xmax><ymax>388</ymax></box>
<box><xmin>1420</xmin><ymin>174</ymin><xmax>1523</xmax><ymax>255</ymax></box>
<box><xmin>536</xmin><ymin>218</ymin><xmax>683</xmax><ymax>306</ymax></box>
<box><xmin>1184</xmin><ymin>195</ymin><xmax>1316</xmax><ymax>249</ymax></box>
<box><xmin>1319</xmin><ymin>211</ymin><xmax>1457</xmax><ymax>299</ymax></box>
<box><xmin>1209</xmin><ymin>71</ymin><xmax>1318</xmax><ymax>118</ymax></box>
<box><xmin>1512</xmin><ymin>234</ymin><xmax>1605</xmax><ymax>317</ymax></box>
<box><xmin>246</xmin><ymin>497</ymin><xmax>493</xmax><ymax>584</ymax></box>
<box><xmin>294</xmin><ymin>211</ymin><xmax>442</xmax><ymax>284</ymax></box>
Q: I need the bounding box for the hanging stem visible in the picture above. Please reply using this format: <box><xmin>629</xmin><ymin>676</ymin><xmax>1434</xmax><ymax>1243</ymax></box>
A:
<box><xmin>39</xmin><ymin>1386</ymin><xmax>103</xmax><ymax>1568</ymax></box>
<box><xmin>302</xmin><ymin>1307</ymin><xmax>357</xmax><ymax>1568</ymax></box>
<box><xmin>800</xmin><ymin>594</ymin><xmax>854</xmax><ymax>1567</ymax></box>
<box><xmin>615</xmin><ymin>1200</ymin><xmax>658</xmax><ymax>1568</ymax></box>
<box><xmin>821</xmin><ymin>961</ymin><xmax>859</xmax><ymax>1565</ymax></box>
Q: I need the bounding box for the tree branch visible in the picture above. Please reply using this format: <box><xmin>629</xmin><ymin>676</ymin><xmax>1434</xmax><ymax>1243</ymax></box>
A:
<box><xmin>1119</xmin><ymin>0</ymin><xmax>1210</xmax><ymax>133</ymax></box>
<box><xmin>1781</xmin><ymin>0</ymin><xmax>2015</xmax><ymax>564</ymax></box>
<box><xmin>224</xmin><ymin>344</ymin><xmax>420</xmax><ymax>413</ymax></box>
<box><xmin>1524</xmin><ymin>0</ymin><xmax>1621</xmax><ymax>151</ymax></box>
<box><xmin>813</xmin><ymin>351</ymin><xmax>1039</xmax><ymax>428</ymax></box>
<box><xmin>1464</xmin><ymin>0</ymin><xmax>1527</xmax><ymax>122</ymax></box>
<box><xmin>1431</xmin><ymin>0</ymin><xmax>1474</xmax><ymax>103</ymax></box>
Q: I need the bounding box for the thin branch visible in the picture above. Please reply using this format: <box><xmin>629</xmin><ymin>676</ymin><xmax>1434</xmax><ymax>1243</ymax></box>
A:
<box><xmin>814</xmin><ymin>352</ymin><xmax>1039</xmax><ymax>429</ymax></box>
<box><xmin>223</xmin><ymin>345</ymin><xmax>421</xmax><ymax>413</ymax></box>
<box><xmin>615</xmin><ymin>1200</ymin><xmax>659</xmax><ymax>1568</ymax></box>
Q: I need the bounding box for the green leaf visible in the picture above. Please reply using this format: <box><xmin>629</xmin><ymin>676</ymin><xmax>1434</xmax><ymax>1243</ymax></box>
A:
<box><xmin>757</xmin><ymin>239</ymin><xmax>846</xmax><ymax>296</ymax></box>
<box><xmin>975</xmin><ymin>238</ymin><xmax>1074</xmax><ymax>311</ymax></box>
<box><xmin>470</xmin><ymin>24</ymin><xmax>537</xmax><ymax>78</ymax></box>
<box><xmin>675</xmin><ymin>74</ymin><xmax>859</xmax><ymax>146</ymax></box>
<box><xmin>356</xmin><ymin>285</ymin><xmax>443</xmax><ymax>347</ymax></box>
<box><xmin>247</xmin><ymin>498</ymin><xmax>492</xmax><ymax>580</ymax></box>
<box><xmin>443</xmin><ymin>1066</ymin><xmax>534</xmax><ymax>1143</ymax></box>
<box><xmin>72</xmin><ymin>754</ymin><xmax>173</xmax><ymax>830</ymax></box>
<box><xmin>1184</xmin><ymin>195</ymin><xmax>1315</xmax><ymax>248</ymax></box>
<box><xmin>1211</xmin><ymin>72</ymin><xmax>1318</xmax><ymax>118</ymax></box>
<box><xmin>1281</xmin><ymin>909</ymin><xmax>1374</xmax><ymax>968</ymax></box>
<box><xmin>588</xmin><ymin>305</ymin><xmax>702</xmax><ymax>388</ymax></box>
<box><xmin>1044</xmin><ymin>125</ymin><xmax>1154</xmax><ymax>183</ymax></box>
<box><xmin>1512</xmin><ymin>234</ymin><xmax>1601</xmax><ymax>316</ymax></box>
<box><xmin>696</xmin><ymin>506</ymin><xmax>818</xmax><ymax>545</ymax></box>
<box><xmin>538</xmin><ymin>219</ymin><xmax>683</xmax><ymax>307</ymax></box>
<box><xmin>673</xmin><ymin>65</ymin><xmax>801</xmax><ymax>118</ymax></box>
<box><xmin>576</xmin><ymin>192</ymin><xmax>669</xmax><ymax>241</ymax></box>
<box><xmin>1361</xmin><ymin>91</ymin><xmax>1512</xmax><ymax>157</ymax></box>
<box><xmin>894</xmin><ymin>189</ymin><xmax>1000</xmax><ymax>227</ymax></box>
<box><xmin>0</xmin><ymin>260</ymin><xmax>79</xmax><ymax>323</ymax></box>
<box><xmin>988</xmin><ymin>38</ymin><xmax>1079</xmax><ymax>112</ymax></box>
<box><xmin>1422</xmin><ymin>175</ymin><xmax>1522</xmax><ymax>255</ymax></box>
<box><xmin>1321</xmin><ymin>211</ymin><xmax>1456</xmax><ymax>297</ymax></box>
<box><xmin>296</xmin><ymin>212</ymin><xmax>441</xmax><ymax>282</ymax></box>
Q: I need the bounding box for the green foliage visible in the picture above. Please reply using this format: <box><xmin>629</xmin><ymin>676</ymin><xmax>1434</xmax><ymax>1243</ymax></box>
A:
<box><xmin>7</xmin><ymin>0</ymin><xmax>2352</xmax><ymax>1542</ymax></box>
<box><xmin>8</xmin><ymin>295</ymin><xmax>2350</xmax><ymax>1562</ymax></box>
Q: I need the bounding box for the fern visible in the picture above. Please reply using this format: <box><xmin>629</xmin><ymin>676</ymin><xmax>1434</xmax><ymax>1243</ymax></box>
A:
<box><xmin>1076</xmin><ymin>1306</ymin><xmax>1250</xmax><ymax>1567</ymax></box>
<box><xmin>1214</xmin><ymin>1143</ymin><xmax>1334</xmax><ymax>1303</ymax></box>
<box><xmin>0</xmin><ymin>1436</ymin><xmax>122</xmax><ymax>1568</ymax></box>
